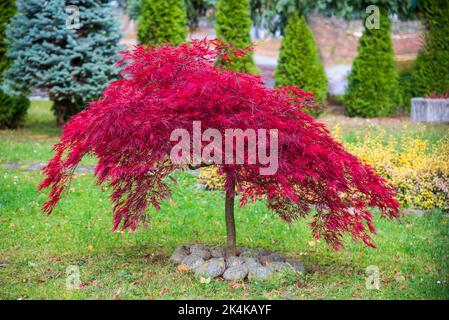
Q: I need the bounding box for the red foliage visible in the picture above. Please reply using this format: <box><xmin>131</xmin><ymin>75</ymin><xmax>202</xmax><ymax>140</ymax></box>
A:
<box><xmin>39</xmin><ymin>39</ymin><xmax>399</xmax><ymax>250</ymax></box>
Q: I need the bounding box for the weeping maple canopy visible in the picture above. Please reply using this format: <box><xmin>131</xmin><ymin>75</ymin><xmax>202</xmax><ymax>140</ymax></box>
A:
<box><xmin>39</xmin><ymin>39</ymin><xmax>399</xmax><ymax>250</ymax></box>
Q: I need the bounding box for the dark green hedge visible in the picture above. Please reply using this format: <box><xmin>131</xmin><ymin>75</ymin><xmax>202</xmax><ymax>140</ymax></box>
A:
<box><xmin>274</xmin><ymin>14</ymin><xmax>328</xmax><ymax>116</ymax></box>
<box><xmin>344</xmin><ymin>8</ymin><xmax>401</xmax><ymax>117</ymax></box>
<box><xmin>138</xmin><ymin>0</ymin><xmax>188</xmax><ymax>45</ymax></box>
<box><xmin>412</xmin><ymin>0</ymin><xmax>449</xmax><ymax>97</ymax></box>
<box><xmin>215</xmin><ymin>0</ymin><xmax>257</xmax><ymax>73</ymax></box>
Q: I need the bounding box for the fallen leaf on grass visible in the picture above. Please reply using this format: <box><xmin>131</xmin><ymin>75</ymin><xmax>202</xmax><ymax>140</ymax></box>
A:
<box><xmin>177</xmin><ymin>265</ymin><xmax>189</xmax><ymax>272</ymax></box>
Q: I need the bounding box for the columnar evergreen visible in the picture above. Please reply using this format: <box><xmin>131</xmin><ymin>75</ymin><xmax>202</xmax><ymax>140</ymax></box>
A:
<box><xmin>274</xmin><ymin>14</ymin><xmax>328</xmax><ymax>108</ymax></box>
<box><xmin>412</xmin><ymin>0</ymin><xmax>449</xmax><ymax>97</ymax></box>
<box><xmin>344</xmin><ymin>7</ymin><xmax>401</xmax><ymax>117</ymax></box>
<box><xmin>215</xmin><ymin>0</ymin><xmax>257</xmax><ymax>73</ymax></box>
<box><xmin>138</xmin><ymin>0</ymin><xmax>188</xmax><ymax>45</ymax></box>
<box><xmin>4</xmin><ymin>0</ymin><xmax>122</xmax><ymax>125</ymax></box>
<box><xmin>0</xmin><ymin>0</ymin><xmax>29</xmax><ymax>129</ymax></box>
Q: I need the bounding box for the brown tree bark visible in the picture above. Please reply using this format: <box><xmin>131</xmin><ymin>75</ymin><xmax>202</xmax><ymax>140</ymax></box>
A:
<box><xmin>225</xmin><ymin>179</ymin><xmax>236</xmax><ymax>258</ymax></box>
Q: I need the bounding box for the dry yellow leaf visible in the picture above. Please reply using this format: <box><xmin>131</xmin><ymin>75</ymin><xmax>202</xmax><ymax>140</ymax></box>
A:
<box><xmin>177</xmin><ymin>264</ymin><xmax>189</xmax><ymax>272</ymax></box>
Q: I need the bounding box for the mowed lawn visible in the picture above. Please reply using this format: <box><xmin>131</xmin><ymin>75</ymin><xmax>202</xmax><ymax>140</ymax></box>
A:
<box><xmin>0</xmin><ymin>101</ymin><xmax>448</xmax><ymax>300</ymax></box>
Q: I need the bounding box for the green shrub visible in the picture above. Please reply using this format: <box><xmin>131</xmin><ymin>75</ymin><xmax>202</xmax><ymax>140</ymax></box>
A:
<box><xmin>215</xmin><ymin>0</ymin><xmax>257</xmax><ymax>73</ymax></box>
<box><xmin>274</xmin><ymin>13</ymin><xmax>328</xmax><ymax>115</ymax></box>
<box><xmin>0</xmin><ymin>91</ymin><xmax>29</xmax><ymax>129</ymax></box>
<box><xmin>412</xmin><ymin>0</ymin><xmax>449</xmax><ymax>97</ymax></box>
<box><xmin>0</xmin><ymin>0</ymin><xmax>29</xmax><ymax>129</ymax></box>
<box><xmin>344</xmin><ymin>8</ymin><xmax>401</xmax><ymax>118</ymax></box>
<box><xmin>138</xmin><ymin>0</ymin><xmax>188</xmax><ymax>45</ymax></box>
<box><xmin>397</xmin><ymin>60</ymin><xmax>415</xmax><ymax>113</ymax></box>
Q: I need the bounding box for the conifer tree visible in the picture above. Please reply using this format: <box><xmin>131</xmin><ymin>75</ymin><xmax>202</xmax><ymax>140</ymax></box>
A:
<box><xmin>0</xmin><ymin>0</ymin><xmax>29</xmax><ymax>129</ymax></box>
<box><xmin>274</xmin><ymin>13</ymin><xmax>328</xmax><ymax>113</ymax></box>
<box><xmin>412</xmin><ymin>0</ymin><xmax>449</xmax><ymax>97</ymax></box>
<box><xmin>4</xmin><ymin>0</ymin><xmax>122</xmax><ymax>125</ymax></box>
<box><xmin>215</xmin><ymin>0</ymin><xmax>257</xmax><ymax>73</ymax></box>
<box><xmin>344</xmin><ymin>7</ymin><xmax>401</xmax><ymax>117</ymax></box>
<box><xmin>138</xmin><ymin>0</ymin><xmax>188</xmax><ymax>45</ymax></box>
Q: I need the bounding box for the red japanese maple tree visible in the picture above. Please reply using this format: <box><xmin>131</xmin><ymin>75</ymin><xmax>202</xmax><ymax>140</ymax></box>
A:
<box><xmin>39</xmin><ymin>39</ymin><xmax>400</xmax><ymax>256</ymax></box>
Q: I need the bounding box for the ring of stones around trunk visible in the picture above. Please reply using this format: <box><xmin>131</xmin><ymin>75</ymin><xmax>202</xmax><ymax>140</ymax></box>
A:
<box><xmin>194</xmin><ymin>258</ymin><xmax>226</xmax><ymax>278</ymax></box>
<box><xmin>223</xmin><ymin>265</ymin><xmax>249</xmax><ymax>281</ymax></box>
<box><xmin>171</xmin><ymin>245</ymin><xmax>304</xmax><ymax>281</ymax></box>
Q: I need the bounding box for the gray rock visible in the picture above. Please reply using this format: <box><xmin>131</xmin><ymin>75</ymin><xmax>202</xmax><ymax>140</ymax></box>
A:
<box><xmin>248</xmin><ymin>265</ymin><xmax>273</xmax><ymax>280</ymax></box>
<box><xmin>266</xmin><ymin>262</ymin><xmax>293</xmax><ymax>273</ymax></box>
<box><xmin>242</xmin><ymin>257</ymin><xmax>260</xmax><ymax>268</ymax></box>
<box><xmin>210</xmin><ymin>246</ymin><xmax>226</xmax><ymax>258</ymax></box>
<box><xmin>170</xmin><ymin>246</ymin><xmax>189</xmax><ymax>264</ymax></box>
<box><xmin>255</xmin><ymin>248</ymin><xmax>272</xmax><ymax>257</ymax></box>
<box><xmin>189</xmin><ymin>244</ymin><xmax>206</xmax><ymax>252</ymax></box>
<box><xmin>190</xmin><ymin>245</ymin><xmax>211</xmax><ymax>260</ymax></box>
<box><xmin>286</xmin><ymin>259</ymin><xmax>306</xmax><ymax>274</ymax></box>
<box><xmin>194</xmin><ymin>259</ymin><xmax>226</xmax><ymax>278</ymax></box>
<box><xmin>180</xmin><ymin>254</ymin><xmax>205</xmax><ymax>270</ymax></box>
<box><xmin>260</xmin><ymin>252</ymin><xmax>286</xmax><ymax>265</ymax></box>
<box><xmin>223</xmin><ymin>265</ymin><xmax>249</xmax><ymax>281</ymax></box>
<box><xmin>239</xmin><ymin>249</ymin><xmax>255</xmax><ymax>258</ymax></box>
<box><xmin>226</xmin><ymin>256</ymin><xmax>244</xmax><ymax>268</ymax></box>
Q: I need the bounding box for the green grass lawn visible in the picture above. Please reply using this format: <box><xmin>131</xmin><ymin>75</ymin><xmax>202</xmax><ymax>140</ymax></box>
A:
<box><xmin>0</xmin><ymin>101</ymin><xmax>448</xmax><ymax>300</ymax></box>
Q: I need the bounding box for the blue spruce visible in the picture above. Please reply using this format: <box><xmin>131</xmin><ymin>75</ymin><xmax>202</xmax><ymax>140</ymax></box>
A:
<box><xmin>4</xmin><ymin>0</ymin><xmax>122</xmax><ymax>125</ymax></box>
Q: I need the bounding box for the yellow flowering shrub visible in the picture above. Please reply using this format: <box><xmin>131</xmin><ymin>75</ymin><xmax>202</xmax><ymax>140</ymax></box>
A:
<box><xmin>333</xmin><ymin>125</ymin><xmax>449</xmax><ymax>210</ymax></box>
<box><xmin>198</xmin><ymin>126</ymin><xmax>449</xmax><ymax>210</ymax></box>
<box><xmin>198</xmin><ymin>166</ymin><xmax>225</xmax><ymax>190</ymax></box>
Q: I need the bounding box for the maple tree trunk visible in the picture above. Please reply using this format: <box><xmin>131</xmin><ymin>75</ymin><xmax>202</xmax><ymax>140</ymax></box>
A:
<box><xmin>225</xmin><ymin>179</ymin><xmax>236</xmax><ymax>258</ymax></box>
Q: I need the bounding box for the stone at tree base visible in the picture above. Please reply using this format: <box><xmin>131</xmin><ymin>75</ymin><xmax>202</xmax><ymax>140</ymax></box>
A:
<box><xmin>194</xmin><ymin>259</ymin><xmax>226</xmax><ymax>278</ymax></box>
<box><xmin>190</xmin><ymin>246</ymin><xmax>211</xmax><ymax>260</ymax></box>
<box><xmin>223</xmin><ymin>265</ymin><xmax>249</xmax><ymax>281</ymax></box>
<box><xmin>248</xmin><ymin>265</ymin><xmax>273</xmax><ymax>280</ymax></box>
<box><xmin>239</xmin><ymin>248</ymin><xmax>257</xmax><ymax>258</ymax></box>
<box><xmin>259</xmin><ymin>252</ymin><xmax>286</xmax><ymax>265</ymax></box>
<box><xmin>210</xmin><ymin>246</ymin><xmax>226</xmax><ymax>258</ymax></box>
<box><xmin>189</xmin><ymin>244</ymin><xmax>206</xmax><ymax>252</ymax></box>
<box><xmin>286</xmin><ymin>259</ymin><xmax>306</xmax><ymax>274</ymax></box>
<box><xmin>180</xmin><ymin>254</ymin><xmax>205</xmax><ymax>270</ymax></box>
<box><xmin>266</xmin><ymin>262</ymin><xmax>293</xmax><ymax>273</ymax></box>
<box><xmin>242</xmin><ymin>257</ymin><xmax>260</xmax><ymax>268</ymax></box>
<box><xmin>170</xmin><ymin>246</ymin><xmax>189</xmax><ymax>264</ymax></box>
<box><xmin>226</xmin><ymin>256</ymin><xmax>244</xmax><ymax>268</ymax></box>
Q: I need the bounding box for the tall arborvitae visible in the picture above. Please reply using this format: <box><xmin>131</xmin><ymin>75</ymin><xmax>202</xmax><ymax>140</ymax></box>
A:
<box><xmin>215</xmin><ymin>0</ymin><xmax>257</xmax><ymax>73</ymax></box>
<box><xmin>4</xmin><ymin>0</ymin><xmax>122</xmax><ymax>125</ymax></box>
<box><xmin>0</xmin><ymin>0</ymin><xmax>29</xmax><ymax>129</ymax></box>
<box><xmin>344</xmin><ymin>7</ymin><xmax>401</xmax><ymax>117</ymax></box>
<box><xmin>274</xmin><ymin>13</ymin><xmax>328</xmax><ymax>115</ymax></box>
<box><xmin>412</xmin><ymin>0</ymin><xmax>449</xmax><ymax>97</ymax></box>
<box><xmin>138</xmin><ymin>0</ymin><xmax>188</xmax><ymax>45</ymax></box>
